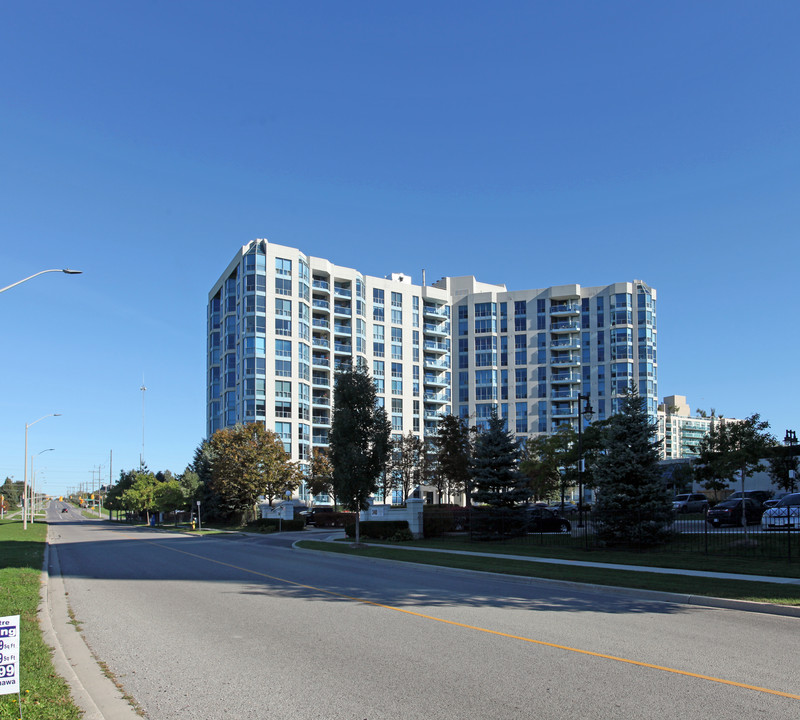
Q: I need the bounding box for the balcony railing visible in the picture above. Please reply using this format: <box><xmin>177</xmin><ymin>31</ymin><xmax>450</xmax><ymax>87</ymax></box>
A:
<box><xmin>550</xmin><ymin>321</ymin><xmax>580</xmax><ymax>332</ymax></box>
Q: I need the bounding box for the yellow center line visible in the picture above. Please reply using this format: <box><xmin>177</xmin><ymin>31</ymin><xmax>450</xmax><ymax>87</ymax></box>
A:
<box><xmin>149</xmin><ymin>539</ymin><xmax>800</xmax><ymax>701</ymax></box>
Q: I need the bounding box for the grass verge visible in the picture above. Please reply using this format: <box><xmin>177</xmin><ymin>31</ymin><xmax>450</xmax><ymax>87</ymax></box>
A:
<box><xmin>295</xmin><ymin>539</ymin><xmax>800</xmax><ymax>606</ymax></box>
<box><xmin>0</xmin><ymin>518</ymin><xmax>82</xmax><ymax>720</ymax></box>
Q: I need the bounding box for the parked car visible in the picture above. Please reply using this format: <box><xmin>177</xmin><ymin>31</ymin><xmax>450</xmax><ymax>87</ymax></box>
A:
<box><xmin>672</xmin><ymin>493</ymin><xmax>709</xmax><ymax>514</ymax></box>
<box><xmin>761</xmin><ymin>493</ymin><xmax>800</xmax><ymax>530</ymax></box>
<box><xmin>547</xmin><ymin>502</ymin><xmax>579</xmax><ymax>515</ymax></box>
<box><xmin>706</xmin><ymin>498</ymin><xmax>764</xmax><ymax>527</ymax></box>
<box><xmin>726</xmin><ymin>490</ymin><xmax>772</xmax><ymax>507</ymax></box>
<box><xmin>763</xmin><ymin>492</ymin><xmax>792</xmax><ymax>509</ymax></box>
<box><xmin>526</xmin><ymin>507</ymin><xmax>571</xmax><ymax>533</ymax></box>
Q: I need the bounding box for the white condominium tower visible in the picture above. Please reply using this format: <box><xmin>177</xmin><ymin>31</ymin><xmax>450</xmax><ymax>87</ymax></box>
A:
<box><xmin>207</xmin><ymin>239</ymin><xmax>657</xmax><ymax>472</ymax></box>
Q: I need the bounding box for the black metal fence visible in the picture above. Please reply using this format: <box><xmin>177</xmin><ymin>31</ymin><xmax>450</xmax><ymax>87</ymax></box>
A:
<box><xmin>421</xmin><ymin>507</ymin><xmax>800</xmax><ymax>560</ymax></box>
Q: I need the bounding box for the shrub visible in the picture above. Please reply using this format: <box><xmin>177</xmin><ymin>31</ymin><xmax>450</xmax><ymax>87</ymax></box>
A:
<box><xmin>344</xmin><ymin>520</ymin><xmax>410</xmax><ymax>540</ymax></box>
<box><xmin>246</xmin><ymin>518</ymin><xmax>305</xmax><ymax>532</ymax></box>
<box><xmin>469</xmin><ymin>507</ymin><xmax>527</xmax><ymax>541</ymax></box>
<box><xmin>422</xmin><ymin>505</ymin><xmax>470</xmax><ymax>538</ymax></box>
<box><xmin>311</xmin><ymin>511</ymin><xmax>356</xmax><ymax>528</ymax></box>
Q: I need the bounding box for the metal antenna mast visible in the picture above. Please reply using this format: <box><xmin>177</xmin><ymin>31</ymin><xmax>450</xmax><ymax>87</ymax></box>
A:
<box><xmin>140</xmin><ymin>379</ymin><xmax>147</xmax><ymax>469</ymax></box>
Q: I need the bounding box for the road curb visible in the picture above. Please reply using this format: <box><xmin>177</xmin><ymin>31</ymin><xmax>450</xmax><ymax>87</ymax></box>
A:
<box><xmin>41</xmin><ymin>523</ymin><xmax>142</xmax><ymax>720</ymax></box>
<box><xmin>292</xmin><ymin>540</ymin><xmax>800</xmax><ymax>618</ymax></box>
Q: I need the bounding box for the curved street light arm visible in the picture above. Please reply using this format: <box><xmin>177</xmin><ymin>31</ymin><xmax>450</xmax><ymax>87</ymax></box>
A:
<box><xmin>1</xmin><ymin>268</ymin><xmax>83</xmax><ymax>294</ymax></box>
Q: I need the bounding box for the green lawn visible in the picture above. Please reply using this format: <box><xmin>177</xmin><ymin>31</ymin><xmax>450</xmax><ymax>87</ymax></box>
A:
<box><xmin>0</xmin><ymin>518</ymin><xmax>81</xmax><ymax>720</ymax></box>
<box><xmin>295</xmin><ymin>538</ymin><xmax>800</xmax><ymax>606</ymax></box>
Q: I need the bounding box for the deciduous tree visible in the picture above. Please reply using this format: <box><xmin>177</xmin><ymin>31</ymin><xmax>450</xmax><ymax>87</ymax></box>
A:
<box><xmin>434</xmin><ymin>414</ymin><xmax>473</xmax><ymax>505</ymax></box>
<box><xmin>694</xmin><ymin>414</ymin><xmax>776</xmax><ymax>531</ymax></box>
<box><xmin>390</xmin><ymin>431</ymin><xmax>424</xmax><ymax>502</ymax></box>
<box><xmin>209</xmin><ymin>423</ymin><xmax>299</xmax><ymax>523</ymax></box>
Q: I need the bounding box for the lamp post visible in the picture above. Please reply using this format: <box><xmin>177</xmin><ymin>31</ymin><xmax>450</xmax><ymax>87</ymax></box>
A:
<box><xmin>576</xmin><ymin>393</ymin><xmax>594</xmax><ymax>528</ymax></box>
<box><xmin>785</xmin><ymin>430</ymin><xmax>798</xmax><ymax>492</ymax></box>
<box><xmin>24</xmin><ymin>414</ymin><xmax>61</xmax><ymax>529</ymax></box>
<box><xmin>30</xmin><ymin>448</ymin><xmax>54</xmax><ymax>523</ymax></box>
<box><xmin>1</xmin><ymin>268</ymin><xmax>82</xmax><ymax>294</ymax></box>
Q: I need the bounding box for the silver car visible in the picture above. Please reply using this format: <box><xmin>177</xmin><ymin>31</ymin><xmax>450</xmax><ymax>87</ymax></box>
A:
<box><xmin>672</xmin><ymin>493</ymin><xmax>709</xmax><ymax>513</ymax></box>
<box><xmin>761</xmin><ymin>493</ymin><xmax>800</xmax><ymax>530</ymax></box>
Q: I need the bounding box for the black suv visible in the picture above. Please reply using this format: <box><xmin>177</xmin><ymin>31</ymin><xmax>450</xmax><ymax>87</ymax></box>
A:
<box><xmin>301</xmin><ymin>507</ymin><xmax>334</xmax><ymax>526</ymax></box>
<box><xmin>727</xmin><ymin>490</ymin><xmax>772</xmax><ymax>507</ymax></box>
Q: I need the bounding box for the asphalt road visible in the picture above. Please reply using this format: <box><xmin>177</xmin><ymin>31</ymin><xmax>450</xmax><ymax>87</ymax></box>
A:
<box><xmin>46</xmin><ymin>503</ymin><xmax>800</xmax><ymax>719</ymax></box>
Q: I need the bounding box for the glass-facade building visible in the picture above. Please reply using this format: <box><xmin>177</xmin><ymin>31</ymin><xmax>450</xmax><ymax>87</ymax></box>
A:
<box><xmin>208</xmin><ymin>239</ymin><xmax>658</xmax><ymax>478</ymax></box>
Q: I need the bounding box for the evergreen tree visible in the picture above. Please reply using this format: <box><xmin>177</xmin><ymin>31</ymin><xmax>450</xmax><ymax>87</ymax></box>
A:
<box><xmin>592</xmin><ymin>390</ymin><xmax>672</xmax><ymax>546</ymax></box>
<box><xmin>470</xmin><ymin>410</ymin><xmax>529</xmax><ymax>507</ymax></box>
<box><xmin>329</xmin><ymin>366</ymin><xmax>391</xmax><ymax>543</ymax></box>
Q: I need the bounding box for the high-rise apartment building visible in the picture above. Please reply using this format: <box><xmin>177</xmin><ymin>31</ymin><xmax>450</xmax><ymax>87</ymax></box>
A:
<box><xmin>208</xmin><ymin>239</ymin><xmax>658</xmax><ymax>488</ymax></box>
<box><xmin>657</xmin><ymin>394</ymin><xmax>740</xmax><ymax>459</ymax></box>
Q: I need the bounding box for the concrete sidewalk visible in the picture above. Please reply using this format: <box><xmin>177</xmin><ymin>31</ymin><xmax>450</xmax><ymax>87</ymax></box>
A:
<box><xmin>313</xmin><ymin>531</ymin><xmax>800</xmax><ymax>584</ymax></box>
<box><xmin>301</xmin><ymin>533</ymin><xmax>800</xmax><ymax>618</ymax></box>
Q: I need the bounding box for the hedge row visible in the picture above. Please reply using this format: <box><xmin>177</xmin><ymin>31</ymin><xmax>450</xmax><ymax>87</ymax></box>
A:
<box><xmin>344</xmin><ymin>520</ymin><xmax>411</xmax><ymax>540</ymax></box>
<box><xmin>246</xmin><ymin>518</ymin><xmax>305</xmax><ymax>532</ymax></box>
<box><xmin>310</xmin><ymin>511</ymin><xmax>356</xmax><ymax>528</ymax></box>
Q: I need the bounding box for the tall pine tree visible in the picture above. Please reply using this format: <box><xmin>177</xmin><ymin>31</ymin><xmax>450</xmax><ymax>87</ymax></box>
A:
<box><xmin>470</xmin><ymin>410</ymin><xmax>529</xmax><ymax>507</ymax></box>
<box><xmin>329</xmin><ymin>366</ymin><xmax>391</xmax><ymax>543</ymax></box>
<box><xmin>592</xmin><ymin>390</ymin><xmax>672</xmax><ymax>546</ymax></box>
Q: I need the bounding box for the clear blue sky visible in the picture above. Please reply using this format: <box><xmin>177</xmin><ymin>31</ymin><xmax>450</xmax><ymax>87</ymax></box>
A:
<box><xmin>2</xmin><ymin>1</ymin><xmax>798</xmax><ymax>497</ymax></box>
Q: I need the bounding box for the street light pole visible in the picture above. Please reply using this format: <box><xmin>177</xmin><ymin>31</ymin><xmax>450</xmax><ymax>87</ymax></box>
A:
<box><xmin>30</xmin><ymin>448</ymin><xmax>54</xmax><ymax>524</ymax></box>
<box><xmin>576</xmin><ymin>393</ymin><xmax>594</xmax><ymax>529</ymax></box>
<box><xmin>1</xmin><ymin>268</ymin><xmax>82</xmax><ymax>294</ymax></box>
<box><xmin>24</xmin><ymin>414</ymin><xmax>61</xmax><ymax>529</ymax></box>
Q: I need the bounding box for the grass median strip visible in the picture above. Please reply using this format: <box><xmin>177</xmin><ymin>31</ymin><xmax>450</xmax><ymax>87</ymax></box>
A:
<box><xmin>295</xmin><ymin>539</ymin><xmax>800</xmax><ymax>606</ymax></box>
<box><xmin>0</xmin><ymin>519</ymin><xmax>82</xmax><ymax>720</ymax></box>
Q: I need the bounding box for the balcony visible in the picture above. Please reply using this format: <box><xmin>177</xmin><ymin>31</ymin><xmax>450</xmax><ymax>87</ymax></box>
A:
<box><xmin>551</xmin><ymin>407</ymin><xmax>578</xmax><ymax>418</ymax></box>
<box><xmin>424</xmin><ymin>392</ymin><xmax>450</xmax><ymax>404</ymax></box>
<box><xmin>312</xmin><ymin>413</ymin><xmax>330</xmax><ymax>425</ymax></box>
<box><xmin>550</xmin><ymin>355</ymin><xmax>580</xmax><ymax>367</ymax></box>
<box><xmin>550</xmin><ymin>339</ymin><xmax>580</xmax><ymax>350</ymax></box>
<box><xmin>312</xmin><ymin>433</ymin><xmax>329</xmax><ymax>445</ymax></box>
<box><xmin>333</xmin><ymin>304</ymin><xmax>352</xmax><ymax>316</ymax></box>
<box><xmin>424</xmin><ymin>340</ymin><xmax>449</xmax><ymax>354</ymax></box>
<box><xmin>333</xmin><ymin>286</ymin><xmax>352</xmax><ymax>298</ymax></box>
<box><xmin>423</xmin><ymin>304</ymin><xmax>449</xmax><ymax>319</ymax></box>
<box><xmin>550</xmin><ymin>321</ymin><xmax>580</xmax><ymax>333</ymax></box>
<box><xmin>312</xmin><ymin>337</ymin><xmax>330</xmax><ymax>348</ymax></box>
<box><xmin>333</xmin><ymin>343</ymin><xmax>353</xmax><ymax>354</ymax></box>
<box><xmin>312</xmin><ymin>394</ymin><xmax>330</xmax><ymax>406</ymax></box>
<box><xmin>423</xmin><ymin>322</ymin><xmax>449</xmax><ymax>336</ymax></box>
<box><xmin>423</xmin><ymin>356</ymin><xmax>450</xmax><ymax>370</ymax></box>
<box><xmin>312</xmin><ymin>375</ymin><xmax>330</xmax><ymax>387</ymax></box>
<box><xmin>333</xmin><ymin>324</ymin><xmax>352</xmax><ymax>336</ymax></box>
<box><xmin>551</xmin><ymin>390</ymin><xmax>579</xmax><ymax>400</ymax></box>
<box><xmin>312</xmin><ymin>299</ymin><xmax>330</xmax><ymax>311</ymax></box>
<box><xmin>312</xmin><ymin>278</ymin><xmax>330</xmax><ymax>291</ymax></box>
<box><xmin>423</xmin><ymin>373</ymin><xmax>448</xmax><ymax>387</ymax></box>
<box><xmin>312</xmin><ymin>318</ymin><xmax>330</xmax><ymax>330</ymax></box>
<box><xmin>312</xmin><ymin>356</ymin><xmax>330</xmax><ymax>367</ymax></box>
<box><xmin>551</xmin><ymin>372</ymin><xmax>581</xmax><ymax>384</ymax></box>
<box><xmin>550</xmin><ymin>303</ymin><xmax>580</xmax><ymax>316</ymax></box>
